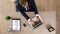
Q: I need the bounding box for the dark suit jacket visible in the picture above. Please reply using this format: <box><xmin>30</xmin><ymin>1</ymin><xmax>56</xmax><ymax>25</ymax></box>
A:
<box><xmin>16</xmin><ymin>0</ymin><xmax>38</xmax><ymax>12</ymax></box>
<box><xmin>15</xmin><ymin>0</ymin><xmax>38</xmax><ymax>20</ymax></box>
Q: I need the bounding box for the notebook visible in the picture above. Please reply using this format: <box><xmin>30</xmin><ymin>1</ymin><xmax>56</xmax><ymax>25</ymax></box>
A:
<box><xmin>12</xmin><ymin>19</ymin><xmax>20</xmax><ymax>30</ymax></box>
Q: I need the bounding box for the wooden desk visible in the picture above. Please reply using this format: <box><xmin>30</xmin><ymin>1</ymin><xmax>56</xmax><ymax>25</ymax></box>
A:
<box><xmin>0</xmin><ymin>0</ymin><xmax>56</xmax><ymax>34</ymax></box>
<box><xmin>0</xmin><ymin>11</ymin><xmax>56</xmax><ymax>34</ymax></box>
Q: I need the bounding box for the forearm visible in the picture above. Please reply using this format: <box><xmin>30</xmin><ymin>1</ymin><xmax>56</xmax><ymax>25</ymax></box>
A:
<box><xmin>30</xmin><ymin>0</ymin><xmax>38</xmax><ymax>14</ymax></box>
<box><xmin>16</xmin><ymin>2</ymin><xmax>30</xmax><ymax>20</ymax></box>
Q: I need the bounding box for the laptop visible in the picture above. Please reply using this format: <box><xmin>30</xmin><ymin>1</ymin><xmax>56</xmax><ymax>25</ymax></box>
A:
<box><xmin>28</xmin><ymin>14</ymin><xmax>43</xmax><ymax>29</ymax></box>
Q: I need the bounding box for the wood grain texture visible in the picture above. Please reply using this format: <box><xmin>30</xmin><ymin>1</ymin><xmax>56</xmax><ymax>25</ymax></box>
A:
<box><xmin>0</xmin><ymin>0</ymin><xmax>56</xmax><ymax>34</ymax></box>
<box><xmin>56</xmin><ymin>0</ymin><xmax>60</xmax><ymax>34</ymax></box>
<box><xmin>35</xmin><ymin>0</ymin><xmax>56</xmax><ymax>11</ymax></box>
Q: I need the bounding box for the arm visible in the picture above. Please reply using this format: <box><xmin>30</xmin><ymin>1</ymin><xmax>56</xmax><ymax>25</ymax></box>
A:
<box><xmin>16</xmin><ymin>1</ymin><xmax>30</xmax><ymax>20</ymax></box>
<box><xmin>29</xmin><ymin>0</ymin><xmax>38</xmax><ymax>14</ymax></box>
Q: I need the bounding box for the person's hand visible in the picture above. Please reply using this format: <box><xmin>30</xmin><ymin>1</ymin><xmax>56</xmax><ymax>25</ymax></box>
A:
<box><xmin>35</xmin><ymin>16</ymin><xmax>40</xmax><ymax>22</ymax></box>
<box><xmin>29</xmin><ymin>19</ymin><xmax>35</xmax><ymax>26</ymax></box>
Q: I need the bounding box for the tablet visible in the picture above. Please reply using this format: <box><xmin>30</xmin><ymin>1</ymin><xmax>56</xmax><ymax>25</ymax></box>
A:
<box><xmin>12</xmin><ymin>18</ymin><xmax>20</xmax><ymax>30</ymax></box>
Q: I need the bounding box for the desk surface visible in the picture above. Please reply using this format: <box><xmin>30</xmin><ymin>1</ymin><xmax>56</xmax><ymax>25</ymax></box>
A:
<box><xmin>0</xmin><ymin>0</ymin><xmax>56</xmax><ymax>34</ymax></box>
<box><xmin>7</xmin><ymin>12</ymin><xmax>56</xmax><ymax>34</ymax></box>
